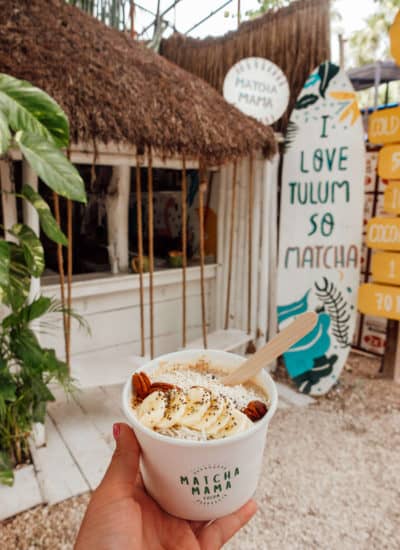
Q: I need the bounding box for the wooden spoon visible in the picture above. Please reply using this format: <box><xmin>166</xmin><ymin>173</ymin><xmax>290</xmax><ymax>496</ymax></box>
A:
<box><xmin>222</xmin><ymin>311</ymin><xmax>318</xmax><ymax>386</ymax></box>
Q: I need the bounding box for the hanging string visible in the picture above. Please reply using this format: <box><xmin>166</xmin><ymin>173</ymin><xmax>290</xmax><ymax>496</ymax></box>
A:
<box><xmin>53</xmin><ymin>192</ymin><xmax>68</xmax><ymax>368</ymax></box>
<box><xmin>181</xmin><ymin>154</ymin><xmax>187</xmax><ymax>348</ymax></box>
<box><xmin>65</xmin><ymin>147</ymin><xmax>73</xmax><ymax>368</ymax></box>
<box><xmin>199</xmin><ymin>163</ymin><xmax>208</xmax><ymax>348</ymax></box>
<box><xmin>136</xmin><ymin>153</ymin><xmax>145</xmax><ymax>357</ymax></box>
<box><xmin>225</xmin><ymin>161</ymin><xmax>237</xmax><ymax>330</ymax></box>
<box><xmin>147</xmin><ymin>147</ymin><xmax>155</xmax><ymax>359</ymax></box>
<box><xmin>247</xmin><ymin>156</ymin><xmax>254</xmax><ymax>335</ymax></box>
<box><xmin>66</xmin><ymin>199</ymin><xmax>72</xmax><ymax>367</ymax></box>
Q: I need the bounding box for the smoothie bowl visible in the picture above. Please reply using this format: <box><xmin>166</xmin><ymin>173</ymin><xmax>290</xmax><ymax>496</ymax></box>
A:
<box><xmin>122</xmin><ymin>349</ymin><xmax>278</xmax><ymax>521</ymax></box>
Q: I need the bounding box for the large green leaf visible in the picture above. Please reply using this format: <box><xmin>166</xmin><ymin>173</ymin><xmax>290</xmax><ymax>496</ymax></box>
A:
<box><xmin>10</xmin><ymin>326</ymin><xmax>44</xmax><ymax>369</ymax></box>
<box><xmin>0</xmin><ymin>109</ymin><xmax>10</xmax><ymax>154</ymax></box>
<box><xmin>0</xmin><ymin>73</ymin><xmax>69</xmax><ymax>148</ymax></box>
<box><xmin>2</xmin><ymin>243</ymin><xmax>30</xmax><ymax>310</ymax></box>
<box><xmin>0</xmin><ymin>452</ymin><xmax>14</xmax><ymax>487</ymax></box>
<box><xmin>21</xmin><ymin>184</ymin><xmax>68</xmax><ymax>245</ymax></box>
<box><xmin>24</xmin><ymin>296</ymin><xmax>52</xmax><ymax>323</ymax></box>
<box><xmin>2</xmin><ymin>296</ymin><xmax>52</xmax><ymax>329</ymax></box>
<box><xmin>0</xmin><ymin>241</ymin><xmax>10</xmax><ymax>288</ymax></box>
<box><xmin>10</xmin><ymin>224</ymin><xmax>44</xmax><ymax>278</ymax></box>
<box><xmin>16</xmin><ymin>132</ymin><xmax>86</xmax><ymax>203</ymax></box>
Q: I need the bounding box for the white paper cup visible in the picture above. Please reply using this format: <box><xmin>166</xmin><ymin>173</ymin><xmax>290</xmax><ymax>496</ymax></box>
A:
<box><xmin>122</xmin><ymin>349</ymin><xmax>278</xmax><ymax>521</ymax></box>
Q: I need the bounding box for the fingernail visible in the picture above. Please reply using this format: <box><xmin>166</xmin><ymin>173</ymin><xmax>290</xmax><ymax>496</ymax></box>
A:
<box><xmin>113</xmin><ymin>423</ymin><xmax>120</xmax><ymax>440</ymax></box>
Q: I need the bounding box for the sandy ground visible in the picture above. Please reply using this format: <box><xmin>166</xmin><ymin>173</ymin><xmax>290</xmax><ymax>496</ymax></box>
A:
<box><xmin>1</xmin><ymin>352</ymin><xmax>400</xmax><ymax>550</ymax></box>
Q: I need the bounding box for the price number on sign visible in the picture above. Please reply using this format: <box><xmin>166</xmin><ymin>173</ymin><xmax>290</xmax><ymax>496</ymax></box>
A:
<box><xmin>358</xmin><ymin>283</ymin><xmax>400</xmax><ymax>320</ymax></box>
<box><xmin>378</xmin><ymin>145</ymin><xmax>400</xmax><ymax>179</ymax></box>
<box><xmin>371</xmin><ymin>252</ymin><xmax>400</xmax><ymax>284</ymax></box>
<box><xmin>383</xmin><ymin>182</ymin><xmax>400</xmax><ymax>214</ymax></box>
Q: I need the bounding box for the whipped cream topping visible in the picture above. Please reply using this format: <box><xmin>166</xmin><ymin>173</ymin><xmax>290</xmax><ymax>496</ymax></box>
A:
<box><xmin>132</xmin><ymin>359</ymin><xmax>269</xmax><ymax>441</ymax></box>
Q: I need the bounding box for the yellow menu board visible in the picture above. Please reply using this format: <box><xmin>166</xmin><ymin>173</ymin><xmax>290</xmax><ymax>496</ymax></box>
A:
<box><xmin>378</xmin><ymin>145</ymin><xmax>400</xmax><ymax>179</ymax></box>
<box><xmin>383</xmin><ymin>182</ymin><xmax>400</xmax><ymax>213</ymax></box>
<box><xmin>359</xmin><ymin>283</ymin><xmax>400</xmax><ymax>320</ymax></box>
<box><xmin>368</xmin><ymin>106</ymin><xmax>400</xmax><ymax>145</ymax></box>
<box><xmin>366</xmin><ymin>217</ymin><xmax>400</xmax><ymax>250</ymax></box>
<box><xmin>371</xmin><ymin>251</ymin><xmax>400</xmax><ymax>284</ymax></box>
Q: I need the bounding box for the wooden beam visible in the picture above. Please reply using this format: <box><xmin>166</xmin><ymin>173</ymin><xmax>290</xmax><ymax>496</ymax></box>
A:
<box><xmin>0</xmin><ymin>161</ymin><xmax>17</xmax><ymax>241</ymax></box>
<box><xmin>22</xmin><ymin>161</ymin><xmax>41</xmax><ymax>302</ymax></box>
<box><xmin>382</xmin><ymin>320</ymin><xmax>400</xmax><ymax>383</ymax></box>
<box><xmin>106</xmin><ymin>165</ymin><xmax>131</xmax><ymax>273</ymax></box>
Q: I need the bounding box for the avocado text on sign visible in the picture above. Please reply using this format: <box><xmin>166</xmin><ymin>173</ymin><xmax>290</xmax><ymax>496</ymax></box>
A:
<box><xmin>366</xmin><ymin>217</ymin><xmax>400</xmax><ymax>250</ymax></box>
<box><xmin>368</xmin><ymin>106</ymin><xmax>400</xmax><ymax>145</ymax></box>
<box><xmin>359</xmin><ymin>283</ymin><xmax>400</xmax><ymax>320</ymax></box>
<box><xmin>383</xmin><ymin>182</ymin><xmax>400</xmax><ymax>214</ymax></box>
<box><xmin>371</xmin><ymin>252</ymin><xmax>400</xmax><ymax>285</ymax></box>
<box><xmin>378</xmin><ymin>145</ymin><xmax>400</xmax><ymax>179</ymax></box>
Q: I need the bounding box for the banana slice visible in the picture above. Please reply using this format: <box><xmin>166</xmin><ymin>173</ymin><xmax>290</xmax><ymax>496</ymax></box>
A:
<box><xmin>180</xmin><ymin>387</ymin><xmax>212</xmax><ymax>429</ymax></box>
<box><xmin>137</xmin><ymin>391</ymin><xmax>166</xmax><ymax>428</ymax></box>
<box><xmin>206</xmin><ymin>399</ymin><xmax>233</xmax><ymax>435</ymax></box>
<box><xmin>200</xmin><ymin>394</ymin><xmax>225</xmax><ymax>430</ymax></box>
<box><xmin>214</xmin><ymin>408</ymin><xmax>253</xmax><ymax>439</ymax></box>
<box><xmin>157</xmin><ymin>389</ymin><xmax>187</xmax><ymax>429</ymax></box>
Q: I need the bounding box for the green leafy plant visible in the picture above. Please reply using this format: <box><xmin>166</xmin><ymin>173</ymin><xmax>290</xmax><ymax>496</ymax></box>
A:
<box><xmin>0</xmin><ymin>73</ymin><xmax>87</xmax><ymax>485</ymax></box>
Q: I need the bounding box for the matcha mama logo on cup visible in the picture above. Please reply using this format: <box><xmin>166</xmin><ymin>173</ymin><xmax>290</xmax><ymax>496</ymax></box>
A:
<box><xmin>122</xmin><ymin>349</ymin><xmax>278</xmax><ymax>521</ymax></box>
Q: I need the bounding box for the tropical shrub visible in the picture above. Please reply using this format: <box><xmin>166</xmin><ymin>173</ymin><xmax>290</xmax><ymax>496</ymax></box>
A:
<box><xmin>0</xmin><ymin>73</ymin><xmax>87</xmax><ymax>485</ymax></box>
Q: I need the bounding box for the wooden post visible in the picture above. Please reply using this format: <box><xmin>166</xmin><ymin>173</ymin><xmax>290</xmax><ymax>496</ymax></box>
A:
<box><xmin>199</xmin><ymin>168</ymin><xmax>208</xmax><ymax>348</ymax></box>
<box><xmin>225</xmin><ymin>161</ymin><xmax>237</xmax><ymax>329</ymax></box>
<box><xmin>147</xmin><ymin>148</ymin><xmax>155</xmax><ymax>359</ymax></box>
<box><xmin>22</xmin><ymin>161</ymin><xmax>41</xmax><ymax>302</ymax></box>
<box><xmin>181</xmin><ymin>155</ymin><xmax>187</xmax><ymax>348</ymax></box>
<box><xmin>382</xmin><ymin>320</ymin><xmax>400</xmax><ymax>383</ymax></box>
<box><xmin>338</xmin><ymin>34</ymin><xmax>347</xmax><ymax>70</ymax></box>
<box><xmin>66</xmin><ymin>199</ymin><xmax>73</xmax><ymax>367</ymax></box>
<box><xmin>0</xmin><ymin>161</ymin><xmax>17</xmax><ymax>241</ymax></box>
<box><xmin>106</xmin><ymin>165</ymin><xmax>131</xmax><ymax>273</ymax></box>
<box><xmin>215</xmin><ymin>165</ymin><xmax>227</xmax><ymax>329</ymax></box>
<box><xmin>257</xmin><ymin>159</ymin><xmax>270</xmax><ymax>348</ymax></box>
<box><xmin>136</xmin><ymin>155</ymin><xmax>146</xmax><ymax>357</ymax></box>
<box><xmin>247</xmin><ymin>156</ymin><xmax>254</xmax><ymax>335</ymax></box>
<box><xmin>53</xmin><ymin>193</ymin><xmax>68</xmax><ymax>364</ymax></box>
<box><xmin>267</xmin><ymin>153</ymin><xmax>280</xmax><ymax>342</ymax></box>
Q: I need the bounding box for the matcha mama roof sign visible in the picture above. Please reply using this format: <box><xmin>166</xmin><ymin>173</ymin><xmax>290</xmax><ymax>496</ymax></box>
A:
<box><xmin>223</xmin><ymin>57</ymin><xmax>289</xmax><ymax>125</ymax></box>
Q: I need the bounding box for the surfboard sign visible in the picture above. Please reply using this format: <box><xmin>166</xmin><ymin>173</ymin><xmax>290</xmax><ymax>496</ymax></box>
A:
<box><xmin>277</xmin><ymin>61</ymin><xmax>365</xmax><ymax>395</ymax></box>
<box><xmin>223</xmin><ymin>57</ymin><xmax>289</xmax><ymax>125</ymax></box>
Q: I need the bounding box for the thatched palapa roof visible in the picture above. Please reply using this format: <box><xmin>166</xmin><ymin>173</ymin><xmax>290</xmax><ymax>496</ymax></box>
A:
<box><xmin>0</xmin><ymin>0</ymin><xmax>276</xmax><ymax>164</ymax></box>
<box><xmin>161</xmin><ymin>0</ymin><xmax>330</xmax><ymax>134</ymax></box>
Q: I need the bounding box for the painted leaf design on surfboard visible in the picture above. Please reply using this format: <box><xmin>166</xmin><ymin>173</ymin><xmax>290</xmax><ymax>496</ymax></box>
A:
<box><xmin>314</xmin><ymin>277</ymin><xmax>351</xmax><ymax>348</ymax></box>
<box><xmin>318</xmin><ymin>62</ymin><xmax>339</xmax><ymax>98</ymax></box>
<box><xmin>295</xmin><ymin>94</ymin><xmax>318</xmax><ymax>110</ymax></box>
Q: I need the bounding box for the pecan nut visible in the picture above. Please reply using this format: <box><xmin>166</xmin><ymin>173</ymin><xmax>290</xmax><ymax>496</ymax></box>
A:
<box><xmin>241</xmin><ymin>400</ymin><xmax>268</xmax><ymax>422</ymax></box>
<box><xmin>132</xmin><ymin>372</ymin><xmax>152</xmax><ymax>400</ymax></box>
<box><xmin>148</xmin><ymin>382</ymin><xmax>180</xmax><ymax>393</ymax></box>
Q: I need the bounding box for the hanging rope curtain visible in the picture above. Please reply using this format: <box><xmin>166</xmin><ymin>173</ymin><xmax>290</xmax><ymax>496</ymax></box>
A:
<box><xmin>225</xmin><ymin>161</ymin><xmax>237</xmax><ymax>330</ymax></box>
<box><xmin>53</xmin><ymin>193</ymin><xmax>69</xmax><ymax>369</ymax></box>
<box><xmin>247</xmin><ymin>156</ymin><xmax>254</xmax><ymax>335</ymax></box>
<box><xmin>136</xmin><ymin>153</ymin><xmax>146</xmax><ymax>357</ymax></box>
<box><xmin>199</xmin><ymin>162</ymin><xmax>208</xmax><ymax>348</ymax></box>
<box><xmin>147</xmin><ymin>147</ymin><xmax>155</xmax><ymax>359</ymax></box>
<box><xmin>181</xmin><ymin>154</ymin><xmax>187</xmax><ymax>348</ymax></box>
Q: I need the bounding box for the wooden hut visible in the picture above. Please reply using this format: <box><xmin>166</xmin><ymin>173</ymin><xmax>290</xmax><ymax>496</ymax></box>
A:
<box><xmin>161</xmin><ymin>0</ymin><xmax>331</xmax><ymax>134</ymax></box>
<box><xmin>0</xmin><ymin>0</ymin><xmax>277</xmax><ymax>387</ymax></box>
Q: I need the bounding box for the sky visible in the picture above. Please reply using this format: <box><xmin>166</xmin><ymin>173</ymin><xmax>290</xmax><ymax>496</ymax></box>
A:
<box><xmin>134</xmin><ymin>0</ymin><xmax>377</xmax><ymax>62</ymax></box>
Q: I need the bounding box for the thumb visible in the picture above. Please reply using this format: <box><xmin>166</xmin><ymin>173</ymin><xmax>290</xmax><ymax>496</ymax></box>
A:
<box><xmin>97</xmin><ymin>422</ymin><xmax>141</xmax><ymax>497</ymax></box>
